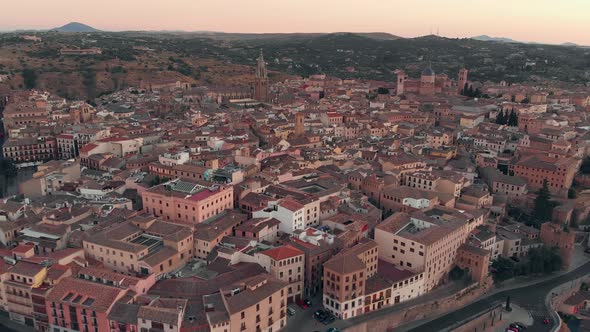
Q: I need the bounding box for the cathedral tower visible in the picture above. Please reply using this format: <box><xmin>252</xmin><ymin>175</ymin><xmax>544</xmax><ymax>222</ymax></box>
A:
<box><xmin>458</xmin><ymin>68</ymin><xmax>469</xmax><ymax>94</ymax></box>
<box><xmin>294</xmin><ymin>112</ymin><xmax>305</xmax><ymax>137</ymax></box>
<box><xmin>395</xmin><ymin>70</ymin><xmax>406</xmax><ymax>96</ymax></box>
<box><xmin>254</xmin><ymin>49</ymin><xmax>269</xmax><ymax>102</ymax></box>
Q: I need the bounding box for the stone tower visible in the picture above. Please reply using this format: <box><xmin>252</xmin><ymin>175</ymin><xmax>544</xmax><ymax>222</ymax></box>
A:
<box><xmin>395</xmin><ymin>70</ymin><xmax>406</xmax><ymax>96</ymax></box>
<box><xmin>294</xmin><ymin>112</ymin><xmax>305</xmax><ymax>137</ymax></box>
<box><xmin>254</xmin><ymin>49</ymin><xmax>269</xmax><ymax>102</ymax></box>
<box><xmin>458</xmin><ymin>68</ymin><xmax>469</xmax><ymax>94</ymax></box>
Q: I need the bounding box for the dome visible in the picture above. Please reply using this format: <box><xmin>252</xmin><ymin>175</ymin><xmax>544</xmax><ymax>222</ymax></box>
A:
<box><xmin>421</xmin><ymin>67</ymin><xmax>435</xmax><ymax>76</ymax></box>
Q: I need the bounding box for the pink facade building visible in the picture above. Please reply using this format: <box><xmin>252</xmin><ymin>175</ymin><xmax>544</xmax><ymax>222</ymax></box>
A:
<box><xmin>142</xmin><ymin>178</ymin><xmax>234</xmax><ymax>225</ymax></box>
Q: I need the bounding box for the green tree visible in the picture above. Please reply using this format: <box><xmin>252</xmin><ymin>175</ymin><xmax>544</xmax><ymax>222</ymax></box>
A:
<box><xmin>568</xmin><ymin>188</ymin><xmax>577</xmax><ymax>199</ymax></box>
<box><xmin>581</xmin><ymin>156</ymin><xmax>590</xmax><ymax>174</ymax></box>
<box><xmin>495</xmin><ymin>110</ymin><xmax>506</xmax><ymax>124</ymax></box>
<box><xmin>508</xmin><ymin>109</ymin><xmax>518</xmax><ymax>126</ymax></box>
<box><xmin>533</xmin><ymin>179</ymin><xmax>553</xmax><ymax>224</ymax></box>
<box><xmin>22</xmin><ymin>68</ymin><xmax>37</xmax><ymax>89</ymax></box>
<box><xmin>0</xmin><ymin>160</ymin><xmax>17</xmax><ymax>177</ymax></box>
<box><xmin>491</xmin><ymin>257</ymin><xmax>515</xmax><ymax>282</ymax></box>
<box><xmin>527</xmin><ymin>246</ymin><xmax>562</xmax><ymax>274</ymax></box>
<box><xmin>377</xmin><ymin>87</ymin><xmax>389</xmax><ymax>95</ymax></box>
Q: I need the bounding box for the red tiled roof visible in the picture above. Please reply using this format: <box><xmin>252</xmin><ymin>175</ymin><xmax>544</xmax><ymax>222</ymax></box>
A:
<box><xmin>260</xmin><ymin>245</ymin><xmax>303</xmax><ymax>261</ymax></box>
<box><xmin>79</xmin><ymin>143</ymin><xmax>99</xmax><ymax>153</ymax></box>
<box><xmin>46</xmin><ymin>277</ymin><xmax>127</xmax><ymax>313</ymax></box>
<box><xmin>12</xmin><ymin>243</ymin><xmax>35</xmax><ymax>254</ymax></box>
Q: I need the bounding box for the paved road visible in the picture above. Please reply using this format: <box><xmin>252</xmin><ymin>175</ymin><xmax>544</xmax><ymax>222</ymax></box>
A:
<box><xmin>407</xmin><ymin>260</ymin><xmax>590</xmax><ymax>332</ymax></box>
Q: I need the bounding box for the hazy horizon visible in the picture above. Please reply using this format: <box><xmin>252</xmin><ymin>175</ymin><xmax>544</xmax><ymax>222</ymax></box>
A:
<box><xmin>2</xmin><ymin>0</ymin><xmax>590</xmax><ymax>45</ymax></box>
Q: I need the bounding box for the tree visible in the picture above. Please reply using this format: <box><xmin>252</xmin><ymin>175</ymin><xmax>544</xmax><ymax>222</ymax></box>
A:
<box><xmin>495</xmin><ymin>110</ymin><xmax>506</xmax><ymax>125</ymax></box>
<box><xmin>22</xmin><ymin>68</ymin><xmax>38</xmax><ymax>90</ymax></box>
<box><xmin>568</xmin><ymin>188</ymin><xmax>577</xmax><ymax>199</ymax></box>
<box><xmin>474</xmin><ymin>87</ymin><xmax>482</xmax><ymax>98</ymax></box>
<box><xmin>533</xmin><ymin>179</ymin><xmax>554</xmax><ymax>224</ymax></box>
<box><xmin>0</xmin><ymin>160</ymin><xmax>17</xmax><ymax>177</ymax></box>
<box><xmin>581</xmin><ymin>156</ymin><xmax>590</xmax><ymax>174</ymax></box>
<box><xmin>491</xmin><ymin>257</ymin><xmax>515</xmax><ymax>282</ymax></box>
<box><xmin>508</xmin><ymin>109</ymin><xmax>518</xmax><ymax>126</ymax></box>
<box><xmin>521</xmin><ymin>97</ymin><xmax>530</xmax><ymax>104</ymax></box>
<box><xmin>527</xmin><ymin>246</ymin><xmax>562</xmax><ymax>274</ymax></box>
<box><xmin>377</xmin><ymin>87</ymin><xmax>389</xmax><ymax>95</ymax></box>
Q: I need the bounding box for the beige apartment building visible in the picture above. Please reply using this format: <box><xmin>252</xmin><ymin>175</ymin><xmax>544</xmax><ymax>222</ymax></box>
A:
<box><xmin>323</xmin><ymin>239</ymin><xmax>378</xmax><ymax>319</ymax></box>
<box><xmin>257</xmin><ymin>245</ymin><xmax>305</xmax><ymax>302</ymax></box>
<box><xmin>18</xmin><ymin>160</ymin><xmax>81</xmax><ymax>198</ymax></box>
<box><xmin>83</xmin><ymin>215</ymin><xmax>193</xmax><ymax>277</ymax></box>
<box><xmin>194</xmin><ymin>212</ymin><xmax>248</xmax><ymax>260</ymax></box>
<box><xmin>375</xmin><ymin>207</ymin><xmax>478</xmax><ymax>291</ymax></box>
<box><xmin>203</xmin><ymin>275</ymin><xmax>288</xmax><ymax>332</ymax></box>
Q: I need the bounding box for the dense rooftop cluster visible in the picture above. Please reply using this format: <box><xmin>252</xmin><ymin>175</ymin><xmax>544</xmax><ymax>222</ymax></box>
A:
<box><xmin>0</xmin><ymin>56</ymin><xmax>589</xmax><ymax>331</ymax></box>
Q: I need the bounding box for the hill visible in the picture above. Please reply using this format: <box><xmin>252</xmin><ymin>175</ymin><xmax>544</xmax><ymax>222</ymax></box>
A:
<box><xmin>52</xmin><ymin>22</ymin><xmax>100</xmax><ymax>33</ymax></box>
<box><xmin>0</xmin><ymin>31</ymin><xmax>589</xmax><ymax>100</ymax></box>
<box><xmin>472</xmin><ymin>35</ymin><xmax>520</xmax><ymax>43</ymax></box>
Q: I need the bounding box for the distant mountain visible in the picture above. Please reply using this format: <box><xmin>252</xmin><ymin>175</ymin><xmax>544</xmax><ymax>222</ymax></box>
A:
<box><xmin>561</xmin><ymin>42</ymin><xmax>578</xmax><ymax>47</ymax></box>
<box><xmin>51</xmin><ymin>22</ymin><xmax>100</xmax><ymax>33</ymax></box>
<box><xmin>472</xmin><ymin>35</ymin><xmax>520</xmax><ymax>43</ymax></box>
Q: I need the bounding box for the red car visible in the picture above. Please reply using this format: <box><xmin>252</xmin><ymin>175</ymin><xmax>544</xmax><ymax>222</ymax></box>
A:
<box><xmin>543</xmin><ymin>318</ymin><xmax>550</xmax><ymax>325</ymax></box>
<box><xmin>297</xmin><ymin>298</ymin><xmax>312</xmax><ymax>309</ymax></box>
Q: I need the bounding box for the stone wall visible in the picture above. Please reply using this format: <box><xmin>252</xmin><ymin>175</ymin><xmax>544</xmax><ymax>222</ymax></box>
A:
<box><xmin>345</xmin><ymin>277</ymin><xmax>494</xmax><ymax>332</ymax></box>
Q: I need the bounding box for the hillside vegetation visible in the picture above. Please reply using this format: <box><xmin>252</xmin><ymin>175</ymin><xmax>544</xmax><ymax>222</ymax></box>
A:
<box><xmin>1</xmin><ymin>31</ymin><xmax>589</xmax><ymax>99</ymax></box>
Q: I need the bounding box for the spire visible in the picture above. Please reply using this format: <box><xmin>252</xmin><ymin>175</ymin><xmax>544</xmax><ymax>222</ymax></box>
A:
<box><xmin>256</xmin><ymin>49</ymin><xmax>268</xmax><ymax>79</ymax></box>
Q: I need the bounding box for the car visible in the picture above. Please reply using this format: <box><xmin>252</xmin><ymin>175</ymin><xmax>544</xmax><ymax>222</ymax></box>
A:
<box><xmin>287</xmin><ymin>307</ymin><xmax>296</xmax><ymax>316</ymax></box>
<box><xmin>508</xmin><ymin>324</ymin><xmax>522</xmax><ymax>331</ymax></box>
<box><xmin>297</xmin><ymin>298</ymin><xmax>310</xmax><ymax>309</ymax></box>
<box><xmin>314</xmin><ymin>309</ymin><xmax>327</xmax><ymax>318</ymax></box>
<box><xmin>543</xmin><ymin>318</ymin><xmax>550</xmax><ymax>325</ymax></box>
<box><xmin>322</xmin><ymin>314</ymin><xmax>336</xmax><ymax>325</ymax></box>
<box><xmin>304</xmin><ymin>299</ymin><xmax>313</xmax><ymax>307</ymax></box>
<box><xmin>505</xmin><ymin>328</ymin><xmax>518</xmax><ymax>332</ymax></box>
<box><xmin>326</xmin><ymin>328</ymin><xmax>340</xmax><ymax>332</ymax></box>
<box><xmin>513</xmin><ymin>322</ymin><xmax>527</xmax><ymax>329</ymax></box>
<box><xmin>510</xmin><ymin>256</ymin><xmax>520</xmax><ymax>262</ymax></box>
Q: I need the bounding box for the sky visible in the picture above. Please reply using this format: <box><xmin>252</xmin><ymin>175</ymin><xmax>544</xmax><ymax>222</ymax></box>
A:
<box><xmin>2</xmin><ymin>0</ymin><xmax>590</xmax><ymax>45</ymax></box>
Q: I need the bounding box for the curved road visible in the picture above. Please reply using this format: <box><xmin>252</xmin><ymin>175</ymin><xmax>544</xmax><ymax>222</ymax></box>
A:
<box><xmin>408</xmin><ymin>261</ymin><xmax>590</xmax><ymax>332</ymax></box>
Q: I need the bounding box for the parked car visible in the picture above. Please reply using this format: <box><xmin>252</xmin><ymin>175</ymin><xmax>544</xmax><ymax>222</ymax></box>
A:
<box><xmin>543</xmin><ymin>317</ymin><xmax>551</xmax><ymax>325</ymax></box>
<box><xmin>322</xmin><ymin>313</ymin><xmax>336</xmax><ymax>325</ymax></box>
<box><xmin>505</xmin><ymin>328</ymin><xmax>518</xmax><ymax>332</ymax></box>
<box><xmin>297</xmin><ymin>298</ymin><xmax>312</xmax><ymax>309</ymax></box>
<box><xmin>512</xmin><ymin>322</ymin><xmax>527</xmax><ymax>329</ymax></box>
<box><xmin>287</xmin><ymin>307</ymin><xmax>296</xmax><ymax>316</ymax></box>
<box><xmin>326</xmin><ymin>328</ymin><xmax>340</xmax><ymax>332</ymax></box>
<box><xmin>508</xmin><ymin>324</ymin><xmax>522</xmax><ymax>332</ymax></box>
<box><xmin>314</xmin><ymin>309</ymin><xmax>327</xmax><ymax>320</ymax></box>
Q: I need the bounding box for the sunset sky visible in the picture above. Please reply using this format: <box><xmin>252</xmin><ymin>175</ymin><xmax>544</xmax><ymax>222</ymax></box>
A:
<box><xmin>3</xmin><ymin>0</ymin><xmax>589</xmax><ymax>45</ymax></box>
